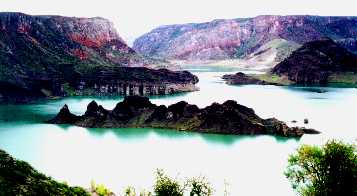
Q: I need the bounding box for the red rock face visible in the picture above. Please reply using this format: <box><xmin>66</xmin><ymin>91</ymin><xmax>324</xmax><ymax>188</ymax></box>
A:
<box><xmin>0</xmin><ymin>12</ymin><xmax>139</xmax><ymax>66</ymax></box>
<box><xmin>71</xmin><ymin>48</ymin><xmax>89</xmax><ymax>60</ymax></box>
<box><xmin>133</xmin><ymin>15</ymin><xmax>357</xmax><ymax>60</ymax></box>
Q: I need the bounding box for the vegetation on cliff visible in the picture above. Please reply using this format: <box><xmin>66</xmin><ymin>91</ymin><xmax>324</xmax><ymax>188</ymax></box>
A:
<box><xmin>285</xmin><ymin>140</ymin><xmax>357</xmax><ymax>196</ymax></box>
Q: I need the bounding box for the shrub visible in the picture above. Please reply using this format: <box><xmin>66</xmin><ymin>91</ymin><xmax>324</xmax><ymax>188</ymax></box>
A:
<box><xmin>0</xmin><ymin>149</ymin><xmax>89</xmax><ymax>196</ymax></box>
<box><xmin>90</xmin><ymin>180</ymin><xmax>114</xmax><ymax>196</ymax></box>
<box><xmin>187</xmin><ymin>176</ymin><xmax>213</xmax><ymax>196</ymax></box>
<box><xmin>153</xmin><ymin>169</ymin><xmax>184</xmax><ymax>196</ymax></box>
<box><xmin>123</xmin><ymin>186</ymin><xmax>136</xmax><ymax>196</ymax></box>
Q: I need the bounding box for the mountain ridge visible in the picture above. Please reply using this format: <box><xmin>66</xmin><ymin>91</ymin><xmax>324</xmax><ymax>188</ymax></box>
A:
<box><xmin>0</xmin><ymin>12</ymin><xmax>197</xmax><ymax>103</ymax></box>
<box><xmin>133</xmin><ymin>15</ymin><xmax>357</xmax><ymax>62</ymax></box>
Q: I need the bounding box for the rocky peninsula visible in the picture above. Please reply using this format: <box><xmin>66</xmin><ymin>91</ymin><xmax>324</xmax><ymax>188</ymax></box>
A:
<box><xmin>223</xmin><ymin>38</ymin><xmax>357</xmax><ymax>86</ymax></box>
<box><xmin>48</xmin><ymin>96</ymin><xmax>319</xmax><ymax>137</ymax></box>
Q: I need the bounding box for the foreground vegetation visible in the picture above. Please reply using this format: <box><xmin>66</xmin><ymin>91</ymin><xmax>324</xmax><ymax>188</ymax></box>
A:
<box><xmin>285</xmin><ymin>140</ymin><xmax>357</xmax><ymax>195</ymax></box>
<box><xmin>0</xmin><ymin>149</ymin><xmax>89</xmax><ymax>196</ymax></box>
<box><xmin>1</xmin><ymin>140</ymin><xmax>356</xmax><ymax>196</ymax></box>
<box><xmin>0</xmin><ymin>148</ymin><xmax>214</xmax><ymax>196</ymax></box>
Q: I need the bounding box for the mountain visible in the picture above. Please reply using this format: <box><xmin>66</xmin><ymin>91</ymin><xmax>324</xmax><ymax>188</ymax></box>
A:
<box><xmin>272</xmin><ymin>38</ymin><xmax>357</xmax><ymax>85</ymax></box>
<box><xmin>48</xmin><ymin>96</ymin><xmax>319</xmax><ymax>137</ymax></box>
<box><xmin>133</xmin><ymin>15</ymin><xmax>357</xmax><ymax>62</ymax></box>
<box><xmin>0</xmin><ymin>12</ymin><xmax>198</xmax><ymax>103</ymax></box>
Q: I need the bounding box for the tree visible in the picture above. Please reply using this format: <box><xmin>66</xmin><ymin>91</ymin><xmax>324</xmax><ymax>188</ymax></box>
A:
<box><xmin>285</xmin><ymin>140</ymin><xmax>357</xmax><ymax>195</ymax></box>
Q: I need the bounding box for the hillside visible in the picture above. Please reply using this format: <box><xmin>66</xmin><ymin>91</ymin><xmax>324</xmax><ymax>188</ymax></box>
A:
<box><xmin>0</xmin><ymin>149</ymin><xmax>89</xmax><ymax>195</ymax></box>
<box><xmin>272</xmin><ymin>38</ymin><xmax>357</xmax><ymax>85</ymax></box>
<box><xmin>0</xmin><ymin>12</ymin><xmax>197</xmax><ymax>103</ymax></box>
<box><xmin>133</xmin><ymin>15</ymin><xmax>357</xmax><ymax>63</ymax></box>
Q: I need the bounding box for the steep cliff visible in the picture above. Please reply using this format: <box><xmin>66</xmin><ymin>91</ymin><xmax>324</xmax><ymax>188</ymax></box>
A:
<box><xmin>272</xmin><ymin>38</ymin><xmax>357</xmax><ymax>85</ymax></box>
<box><xmin>0</xmin><ymin>12</ymin><xmax>197</xmax><ymax>103</ymax></box>
<box><xmin>133</xmin><ymin>15</ymin><xmax>357</xmax><ymax>62</ymax></box>
<box><xmin>48</xmin><ymin>96</ymin><xmax>319</xmax><ymax>137</ymax></box>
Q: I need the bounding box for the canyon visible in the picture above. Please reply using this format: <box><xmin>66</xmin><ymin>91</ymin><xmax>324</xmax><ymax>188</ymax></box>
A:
<box><xmin>0</xmin><ymin>12</ymin><xmax>197</xmax><ymax>103</ymax></box>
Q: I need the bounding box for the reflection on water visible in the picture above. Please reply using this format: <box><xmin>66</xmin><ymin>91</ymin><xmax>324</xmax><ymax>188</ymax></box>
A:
<box><xmin>0</xmin><ymin>65</ymin><xmax>356</xmax><ymax>195</ymax></box>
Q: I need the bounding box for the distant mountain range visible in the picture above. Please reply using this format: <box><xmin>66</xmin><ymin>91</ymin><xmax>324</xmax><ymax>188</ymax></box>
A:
<box><xmin>0</xmin><ymin>12</ymin><xmax>197</xmax><ymax>103</ymax></box>
<box><xmin>133</xmin><ymin>15</ymin><xmax>357</xmax><ymax>62</ymax></box>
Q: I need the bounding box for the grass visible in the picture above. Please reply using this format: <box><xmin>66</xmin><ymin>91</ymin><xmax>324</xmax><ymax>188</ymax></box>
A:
<box><xmin>327</xmin><ymin>72</ymin><xmax>357</xmax><ymax>87</ymax></box>
<box><xmin>252</xmin><ymin>73</ymin><xmax>293</xmax><ymax>85</ymax></box>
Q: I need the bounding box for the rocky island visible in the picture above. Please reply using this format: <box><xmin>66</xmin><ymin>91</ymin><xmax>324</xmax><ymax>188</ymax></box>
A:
<box><xmin>48</xmin><ymin>96</ymin><xmax>319</xmax><ymax>137</ymax></box>
<box><xmin>0</xmin><ymin>12</ymin><xmax>198</xmax><ymax>103</ymax></box>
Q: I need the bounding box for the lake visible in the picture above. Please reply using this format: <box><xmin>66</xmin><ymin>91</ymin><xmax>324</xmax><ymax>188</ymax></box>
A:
<box><xmin>0</xmin><ymin>64</ymin><xmax>356</xmax><ymax>195</ymax></box>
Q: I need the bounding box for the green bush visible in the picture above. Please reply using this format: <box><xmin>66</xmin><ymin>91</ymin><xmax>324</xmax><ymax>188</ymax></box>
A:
<box><xmin>0</xmin><ymin>149</ymin><xmax>89</xmax><ymax>196</ymax></box>
<box><xmin>187</xmin><ymin>176</ymin><xmax>213</xmax><ymax>196</ymax></box>
<box><xmin>285</xmin><ymin>140</ymin><xmax>357</xmax><ymax>195</ymax></box>
<box><xmin>123</xmin><ymin>186</ymin><xmax>136</xmax><ymax>196</ymax></box>
<box><xmin>153</xmin><ymin>169</ymin><xmax>184</xmax><ymax>196</ymax></box>
<box><xmin>90</xmin><ymin>180</ymin><xmax>114</xmax><ymax>196</ymax></box>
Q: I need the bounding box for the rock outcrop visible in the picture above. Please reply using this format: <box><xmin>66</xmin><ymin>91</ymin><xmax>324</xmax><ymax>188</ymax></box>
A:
<box><xmin>71</xmin><ymin>67</ymin><xmax>199</xmax><ymax>96</ymax></box>
<box><xmin>0</xmin><ymin>12</ymin><xmax>197</xmax><ymax>103</ymax></box>
<box><xmin>133</xmin><ymin>15</ymin><xmax>357</xmax><ymax>61</ymax></box>
<box><xmin>48</xmin><ymin>96</ymin><xmax>319</xmax><ymax>137</ymax></box>
<box><xmin>272</xmin><ymin>38</ymin><xmax>357</xmax><ymax>85</ymax></box>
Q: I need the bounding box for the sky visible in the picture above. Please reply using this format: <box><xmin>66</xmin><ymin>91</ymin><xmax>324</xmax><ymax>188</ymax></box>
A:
<box><xmin>1</xmin><ymin>0</ymin><xmax>356</xmax><ymax>45</ymax></box>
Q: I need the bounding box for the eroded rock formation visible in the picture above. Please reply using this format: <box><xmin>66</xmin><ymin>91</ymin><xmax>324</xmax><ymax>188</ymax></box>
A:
<box><xmin>48</xmin><ymin>96</ymin><xmax>319</xmax><ymax>137</ymax></box>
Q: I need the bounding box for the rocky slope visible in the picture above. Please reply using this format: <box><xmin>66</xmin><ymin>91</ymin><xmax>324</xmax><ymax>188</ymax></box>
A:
<box><xmin>48</xmin><ymin>96</ymin><xmax>319</xmax><ymax>137</ymax></box>
<box><xmin>272</xmin><ymin>38</ymin><xmax>357</xmax><ymax>85</ymax></box>
<box><xmin>133</xmin><ymin>15</ymin><xmax>357</xmax><ymax>62</ymax></box>
<box><xmin>0</xmin><ymin>12</ymin><xmax>197</xmax><ymax>103</ymax></box>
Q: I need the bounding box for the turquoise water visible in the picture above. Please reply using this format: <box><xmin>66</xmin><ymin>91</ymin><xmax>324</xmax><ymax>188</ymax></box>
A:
<box><xmin>0</xmin><ymin>65</ymin><xmax>356</xmax><ymax>195</ymax></box>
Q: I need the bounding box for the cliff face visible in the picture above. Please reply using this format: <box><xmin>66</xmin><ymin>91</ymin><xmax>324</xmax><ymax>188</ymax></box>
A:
<box><xmin>0</xmin><ymin>12</ymin><xmax>197</xmax><ymax>103</ymax></box>
<box><xmin>69</xmin><ymin>67</ymin><xmax>199</xmax><ymax>97</ymax></box>
<box><xmin>272</xmin><ymin>38</ymin><xmax>357</xmax><ymax>85</ymax></box>
<box><xmin>133</xmin><ymin>15</ymin><xmax>357</xmax><ymax>61</ymax></box>
<box><xmin>48</xmin><ymin>96</ymin><xmax>319</xmax><ymax>137</ymax></box>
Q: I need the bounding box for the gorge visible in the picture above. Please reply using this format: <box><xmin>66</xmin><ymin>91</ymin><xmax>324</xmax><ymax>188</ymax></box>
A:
<box><xmin>1</xmin><ymin>10</ymin><xmax>357</xmax><ymax>196</ymax></box>
<box><xmin>0</xmin><ymin>12</ymin><xmax>197</xmax><ymax>103</ymax></box>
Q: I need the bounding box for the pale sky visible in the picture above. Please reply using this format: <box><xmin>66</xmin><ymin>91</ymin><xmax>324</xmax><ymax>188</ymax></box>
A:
<box><xmin>1</xmin><ymin>0</ymin><xmax>356</xmax><ymax>45</ymax></box>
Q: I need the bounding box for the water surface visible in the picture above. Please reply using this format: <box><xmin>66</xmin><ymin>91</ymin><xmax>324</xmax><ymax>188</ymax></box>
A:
<box><xmin>0</xmin><ymin>65</ymin><xmax>356</xmax><ymax>195</ymax></box>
